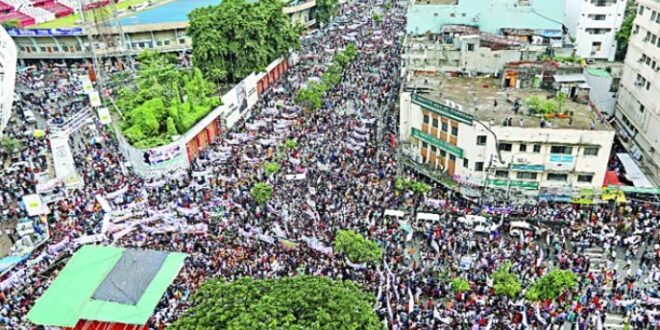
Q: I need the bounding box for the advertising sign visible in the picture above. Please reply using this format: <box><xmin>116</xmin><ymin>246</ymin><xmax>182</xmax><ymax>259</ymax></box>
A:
<box><xmin>97</xmin><ymin>107</ymin><xmax>111</xmax><ymax>124</ymax></box>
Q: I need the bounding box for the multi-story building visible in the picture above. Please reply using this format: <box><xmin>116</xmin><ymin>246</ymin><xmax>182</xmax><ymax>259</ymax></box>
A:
<box><xmin>564</xmin><ymin>0</ymin><xmax>627</xmax><ymax>61</ymax></box>
<box><xmin>613</xmin><ymin>0</ymin><xmax>660</xmax><ymax>185</ymax></box>
<box><xmin>0</xmin><ymin>27</ymin><xmax>17</xmax><ymax>135</ymax></box>
<box><xmin>7</xmin><ymin>0</ymin><xmax>317</xmax><ymax>62</ymax></box>
<box><xmin>399</xmin><ymin>73</ymin><xmax>615</xmax><ymax>202</ymax></box>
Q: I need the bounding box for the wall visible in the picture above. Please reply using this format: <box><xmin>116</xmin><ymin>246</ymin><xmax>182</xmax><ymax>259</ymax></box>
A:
<box><xmin>0</xmin><ymin>28</ymin><xmax>17</xmax><ymax>135</ymax></box>
<box><xmin>118</xmin><ymin>58</ymin><xmax>288</xmax><ymax>178</ymax></box>
<box><xmin>566</xmin><ymin>0</ymin><xmax>626</xmax><ymax>60</ymax></box>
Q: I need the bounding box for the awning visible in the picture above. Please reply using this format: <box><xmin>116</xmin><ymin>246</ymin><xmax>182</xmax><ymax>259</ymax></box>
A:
<box><xmin>553</xmin><ymin>74</ymin><xmax>586</xmax><ymax>83</ymax></box>
<box><xmin>616</xmin><ymin>153</ymin><xmax>654</xmax><ymax>188</ymax></box>
<box><xmin>603</xmin><ymin>171</ymin><xmax>622</xmax><ymax>187</ymax></box>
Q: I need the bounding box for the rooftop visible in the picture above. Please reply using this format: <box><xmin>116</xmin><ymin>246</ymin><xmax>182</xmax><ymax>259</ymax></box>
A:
<box><xmin>406</xmin><ymin>0</ymin><xmax>565</xmax><ymax>35</ymax></box>
<box><xmin>407</xmin><ymin>75</ymin><xmax>611</xmax><ymax>131</ymax></box>
<box><xmin>28</xmin><ymin>245</ymin><xmax>187</xmax><ymax>327</ymax></box>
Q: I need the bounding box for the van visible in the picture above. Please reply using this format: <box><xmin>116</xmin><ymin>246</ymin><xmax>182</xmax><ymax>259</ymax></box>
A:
<box><xmin>458</xmin><ymin>215</ymin><xmax>499</xmax><ymax>234</ymax></box>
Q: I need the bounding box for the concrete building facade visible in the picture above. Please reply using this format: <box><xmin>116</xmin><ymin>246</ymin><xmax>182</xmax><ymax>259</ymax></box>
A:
<box><xmin>564</xmin><ymin>0</ymin><xmax>627</xmax><ymax>61</ymax></box>
<box><xmin>613</xmin><ymin>0</ymin><xmax>660</xmax><ymax>185</ymax></box>
<box><xmin>0</xmin><ymin>27</ymin><xmax>17</xmax><ymax>135</ymax></box>
<box><xmin>7</xmin><ymin>1</ymin><xmax>317</xmax><ymax>62</ymax></box>
<box><xmin>399</xmin><ymin>74</ymin><xmax>615</xmax><ymax>201</ymax></box>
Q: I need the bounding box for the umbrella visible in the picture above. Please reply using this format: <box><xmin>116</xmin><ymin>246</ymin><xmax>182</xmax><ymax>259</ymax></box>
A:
<box><xmin>32</xmin><ymin>129</ymin><xmax>45</xmax><ymax>138</ymax></box>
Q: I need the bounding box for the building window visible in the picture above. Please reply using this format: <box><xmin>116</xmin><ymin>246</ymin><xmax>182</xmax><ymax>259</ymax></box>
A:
<box><xmin>577</xmin><ymin>175</ymin><xmax>594</xmax><ymax>183</ymax></box>
<box><xmin>498</xmin><ymin>143</ymin><xmax>512</xmax><ymax>151</ymax></box>
<box><xmin>516</xmin><ymin>172</ymin><xmax>538</xmax><ymax>180</ymax></box>
<box><xmin>440</xmin><ymin>150</ymin><xmax>447</xmax><ymax>158</ymax></box>
<box><xmin>476</xmin><ymin>135</ymin><xmax>487</xmax><ymax>146</ymax></box>
<box><xmin>550</xmin><ymin>145</ymin><xmax>572</xmax><ymax>154</ymax></box>
<box><xmin>583</xmin><ymin>147</ymin><xmax>599</xmax><ymax>156</ymax></box>
<box><xmin>519</xmin><ymin>144</ymin><xmax>527</xmax><ymax>152</ymax></box>
<box><xmin>441</xmin><ymin>122</ymin><xmax>448</xmax><ymax>132</ymax></box>
<box><xmin>463</xmin><ymin>158</ymin><xmax>469</xmax><ymax>168</ymax></box>
<box><xmin>652</xmin><ymin>11</ymin><xmax>657</xmax><ymax>21</ymax></box>
<box><xmin>495</xmin><ymin>170</ymin><xmax>509</xmax><ymax>178</ymax></box>
<box><xmin>422</xmin><ymin>141</ymin><xmax>428</xmax><ymax>148</ymax></box>
<box><xmin>432</xmin><ymin>118</ymin><xmax>438</xmax><ymax>128</ymax></box>
<box><xmin>467</xmin><ymin>43</ymin><xmax>475</xmax><ymax>51</ymax></box>
<box><xmin>639</xmin><ymin>5</ymin><xmax>645</xmax><ymax>16</ymax></box>
<box><xmin>449</xmin><ymin>154</ymin><xmax>456</xmax><ymax>161</ymax></box>
<box><xmin>589</xmin><ymin>14</ymin><xmax>607</xmax><ymax>20</ymax></box>
<box><xmin>640</xmin><ymin>105</ymin><xmax>645</xmax><ymax>114</ymax></box>
<box><xmin>533</xmin><ymin>144</ymin><xmax>541</xmax><ymax>153</ymax></box>
<box><xmin>423</xmin><ymin>114</ymin><xmax>429</xmax><ymax>124</ymax></box>
<box><xmin>547</xmin><ymin>173</ymin><xmax>568</xmax><ymax>182</ymax></box>
<box><xmin>475</xmin><ymin>162</ymin><xmax>484</xmax><ymax>172</ymax></box>
<box><xmin>451</xmin><ymin>126</ymin><xmax>458</xmax><ymax>136</ymax></box>
<box><xmin>431</xmin><ymin>146</ymin><xmax>437</xmax><ymax>153</ymax></box>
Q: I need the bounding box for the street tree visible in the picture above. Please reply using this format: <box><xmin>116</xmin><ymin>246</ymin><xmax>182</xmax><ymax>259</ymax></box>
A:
<box><xmin>451</xmin><ymin>277</ymin><xmax>470</xmax><ymax>293</ymax></box>
<box><xmin>263</xmin><ymin>162</ymin><xmax>281</xmax><ymax>176</ymax></box>
<box><xmin>525</xmin><ymin>269</ymin><xmax>578</xmax><ymax>301</ymax></box>
<box><xmin>315</xmin><ymin>0</ymin><xmax>339</xmax><ymax>24</ymax></box>
<box><xmin>188</xmin><ymin>0</ymin><xmax>300</xmax><ymax>83</ymax></box>
<box><xmin>171</xmin><ymin>276</ymin><xmax>381</xmax><ymax>330</ymax></box>
<box><xmin>334</xmin><ymin>229</ymin><xmax>382</xmax><ymax>264</ymax></box>
<box><xmin>251</xmin><ymin>182</ymin><xmax>274</xmax><ymax>205</ymax></box>
<box><xmin>492</xmin><ymin>262</ymin><xmax>521</xmax><ymax>298</ymax></box>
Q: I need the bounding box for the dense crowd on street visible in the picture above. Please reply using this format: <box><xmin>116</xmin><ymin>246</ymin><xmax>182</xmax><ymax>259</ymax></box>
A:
<box><xmin>1</xmin><ymin>0</ymin><xmax>660</xmax><ymax>329</ymax></box>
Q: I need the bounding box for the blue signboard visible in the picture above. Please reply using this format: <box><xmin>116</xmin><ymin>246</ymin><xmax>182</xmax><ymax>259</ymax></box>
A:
<box><xmin>6</xmin><ymin>28</ymin><xmax>83</xmax><ymax>37</ymax></box>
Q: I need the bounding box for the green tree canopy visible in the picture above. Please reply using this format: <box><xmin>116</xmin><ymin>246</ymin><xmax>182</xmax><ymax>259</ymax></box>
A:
<box><xmin>616</xmin><ymin>1</ymin><xmax>637</xmax><ymax>60</ymax></box>
<box><xmin>525</xmin><ymin>269</ymin><xmax>578</xmax><ymax>301</ymax></box>
<box><xmin>117</xmin><ymin>51</ymin><xmax>220</xmax><ymax>148</ymax></box>
<box><xmin>188</xmin><ymin>0</ymin><xmax>301</xmax><ymax>83</ymax></box>
<box><xmin>263</xmin><ymin>161</ymin><xmax>281</xmax><ymax>176</ymax></box>
<box><xmin>492</xmin><ymin>262</ymin><xmax>522</xmax><ymax>298</ymax></box>
<box><xmin>295</xmin><ymin>44</ymin><xmax>358</xmax><ymax>111</ymax></box>
<box><xmin>451</xmin><ymin>277</ymin><xmax>470</xmax><ymax>293</ymax></box>
<box><xmin>334</xmin><ymin>229</ymin><xmax>382</xmax><ymax>264</ymax></box>
<box><xmin>284</xmin><ymin>138</ymin><xmax>298</xmax><ymax>151</ymax></box>
<box><xmin>171</xmin><ymin>276</ymin><xmax>381</xmax><ymax>330</ymax></box>
<box><xmin>395</xmin><ymin>177</ymin><xmax>432</xmax><ymax>194</ymax></box>
<box><xmin>0</xmin><ymin>136</ymin><xmax>22</xmax><ymax>158</ymax></box>
<box><xmin>315</xmin><ymin>0</ymin><xmax>339</xmax><ymax>24</ymax></box>
<box><xmin>251</xmin><ymin>182</ymin><xmax>274</xmax><ymax>205</ymax></box>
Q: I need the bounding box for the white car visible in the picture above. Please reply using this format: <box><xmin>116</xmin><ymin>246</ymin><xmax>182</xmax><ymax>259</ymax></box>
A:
<box><xmin>24</xmin><ymin>110</ymin><xmax>37</xmax><ymax>125</ymax></box>
<box><xmin>458</xmin><ymin>215</ymin><xmax>499</xmax><ymax>234</ymax></box>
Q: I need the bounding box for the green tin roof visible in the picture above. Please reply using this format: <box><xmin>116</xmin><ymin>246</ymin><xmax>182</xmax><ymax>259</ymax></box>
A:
<box><xmin>28</xmin><ymin>245</ymin><xmax>187</xmax><ymax>327</ymax></box>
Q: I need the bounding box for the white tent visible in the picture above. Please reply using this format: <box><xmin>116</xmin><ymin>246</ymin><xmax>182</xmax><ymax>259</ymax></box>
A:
<box><xmin>617</xmin><ymin>153</ymin><xmax>654</xmax><ymax>188</ymax></box>
<box><xmin>384</xmin><ymin>209</ymin><xmax>405</xmax><ymax>218</ymax></box>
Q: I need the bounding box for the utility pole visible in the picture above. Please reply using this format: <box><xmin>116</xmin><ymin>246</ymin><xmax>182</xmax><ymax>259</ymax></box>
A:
<box><xmin>479</xmin><ymin>154</ymin><xmax>494</xmax><ymax>207</ymax></box>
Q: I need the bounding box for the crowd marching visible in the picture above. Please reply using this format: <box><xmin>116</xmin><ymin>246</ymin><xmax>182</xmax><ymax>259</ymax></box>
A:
<box><xmin>1</xmin><ymin>0</ymin><xmax>660</xmax><ymax>329</ymax></box>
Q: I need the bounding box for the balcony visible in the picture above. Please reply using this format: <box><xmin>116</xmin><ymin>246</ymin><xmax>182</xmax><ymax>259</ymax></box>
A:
<box><xmin>283</xmin><ymin>0</ymin><xmax>315</xmax><ymax>14</ymax></box>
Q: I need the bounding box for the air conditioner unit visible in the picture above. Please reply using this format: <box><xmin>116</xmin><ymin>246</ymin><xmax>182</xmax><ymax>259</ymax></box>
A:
<box><xmin>517</xmin><ymin>158</ymin><xmax>527</xmax><ymax>163</ymax></box>
<box><xmin>455</xmin><ymin>104</ymin><xmax>463</xmax><ymax>111</ymax></box>
<box><xmin>638</xmin><ymin>57</ymin><xmax>645</xmax><ymax>63</ymax></box>
<box><xmin>635</xmin><ymin>81</ymin><xmax>644</xmax><ymax>86</ymax></box>
<box><xmin>643</xmin><ymin>37</ymin><xmax>650</xmax><ymax>42</ymax></box>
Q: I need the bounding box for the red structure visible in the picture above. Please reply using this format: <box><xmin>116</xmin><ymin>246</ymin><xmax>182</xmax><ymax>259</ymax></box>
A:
<box><xmin>39</xmin><ymin>1</ymin><xmax>75</xmax><ymax>18</ymax></box>
<box><xmin>256</xmin><ymin>60</ymin><xmax>289</xmax><ymax>95</ymax></box>
<box><xmin>185</xmin><ymin>58</ymin><xmax>290</xmax><ymax>162</ymax></box>
<box><xmin>0</xmin><ymin>10</ymin><xmax>35</xmax><ymax>27</ymax></box>
<box><xmin>68</xmin><ymin>320</ymin><xmax>148</xmax><ymax>330</ymax></box>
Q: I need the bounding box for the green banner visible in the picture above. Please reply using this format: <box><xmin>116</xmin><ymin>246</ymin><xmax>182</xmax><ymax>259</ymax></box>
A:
<box><xmin>411</xmin><ymin>94</ymin><xmax>473</xmax><ymax>125</ymax></box>
<box><xmin>412</xmin><ymin>127</ymin><xmax>464</xmax><ymax>158</ymax></box>
<box><xmin>488</xmin><ymin>179</ymin><xmax>539</xmax><ymax>190</ymax></box>
<box><xmin>512</xmin><ymin>164</ymin><xmax>545</xmax><ymax>172</ymax></box>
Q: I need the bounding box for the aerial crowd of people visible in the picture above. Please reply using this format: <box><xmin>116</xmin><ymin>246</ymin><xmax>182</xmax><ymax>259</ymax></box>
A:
<box><xmin>1</xmin><ymin>0</ymin><xmax>660</xmax><ymax>329</ymax></box>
